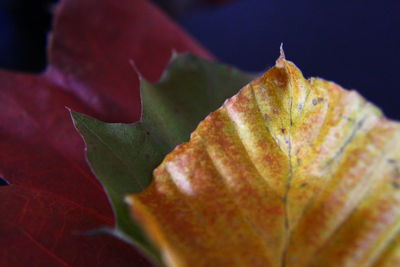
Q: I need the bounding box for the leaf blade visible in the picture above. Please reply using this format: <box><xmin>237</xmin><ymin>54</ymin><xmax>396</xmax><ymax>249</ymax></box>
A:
<box><xmin>72</xmin><ymin>54</ymin><xmax>254</xmax><ymax>262</ymax></box>
<box><xmin>0</xmin><ymin>0</ymin><xmax>213</xmax><ymax>265</ymax></box>
<box><xmin>128</xmin><ymin>55</ymin><xmax>400</xmax><ymax>267</ymax></box>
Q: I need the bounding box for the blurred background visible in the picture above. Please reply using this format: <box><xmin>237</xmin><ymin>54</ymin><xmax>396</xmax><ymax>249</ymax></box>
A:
<box><xmin>0</xmin><ymin>0</ymin><xmax>399</xmax><ymax>118</ymax></box>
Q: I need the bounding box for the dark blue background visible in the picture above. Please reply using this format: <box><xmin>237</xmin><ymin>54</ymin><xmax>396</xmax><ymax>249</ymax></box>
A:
<box><xmin>0</xmin><ymin>0</ymin><xmax>53</xmax><ymax>72</ymax></box>
<box><xmin>1</xmin><ymin>0</ymin><xmax>400</xmax><ymax>119</ymax></box>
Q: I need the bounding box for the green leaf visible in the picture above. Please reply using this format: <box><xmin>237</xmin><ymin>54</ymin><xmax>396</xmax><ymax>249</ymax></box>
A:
<box><xmin>71</xmin><ymin>53</ymin><xmax>253</xmax><ymax>263</ymax></box>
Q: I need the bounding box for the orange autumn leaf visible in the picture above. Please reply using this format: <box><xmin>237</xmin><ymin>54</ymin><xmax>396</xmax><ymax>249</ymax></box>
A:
<box><xmin>127</xmin><ymin>51</ymin><xmax>400</xmax><ymax>267</ymax></box>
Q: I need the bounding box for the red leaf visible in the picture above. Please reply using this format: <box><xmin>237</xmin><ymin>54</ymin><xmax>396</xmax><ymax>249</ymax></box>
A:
<box><xmin>48</xmin><ymin>0</ymin><xmax>212</xmax><ymax>123</ymax></box>
<box><xmin>0</xmin><ymin>0</ymin><xmax>211</xmax><ymax>266</ymax></box>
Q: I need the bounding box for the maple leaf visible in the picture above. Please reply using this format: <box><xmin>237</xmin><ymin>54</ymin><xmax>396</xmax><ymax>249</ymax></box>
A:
<box><xmin>125</xmin><ymin>52</ymin><xmax>400</xmax><ymax>266</ymax></box>
<box><xmin>71</xmin><ymin>53</ymin><xmax>253</xmax><ymax>262</ymax></box>
<box><xmin>0</xmin><ymin>0</ymin><xmax>212</xmax><ymax>266</ymax></box>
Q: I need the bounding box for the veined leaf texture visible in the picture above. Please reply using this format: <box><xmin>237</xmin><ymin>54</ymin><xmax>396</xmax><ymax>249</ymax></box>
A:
<box><xmin>128</xmin><ymin>52</ymin><xmax>400</xmax><ymax>267</ymax></box>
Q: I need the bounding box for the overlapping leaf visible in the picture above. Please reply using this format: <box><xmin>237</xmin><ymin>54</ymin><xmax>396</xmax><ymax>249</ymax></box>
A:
<box><xmin>71</xmin><ymin>54</ymin><xmax>253</xmax><ymax>263</ymax></box>
<box><xmin>127</xmin><ymin>52</ymin><xmax>400</xmax><ymax>267</ymax></box>
<box><xmin>0</xmin><ymin>0</ymin><xmax>212</xmax><ymax>266</ymax></box>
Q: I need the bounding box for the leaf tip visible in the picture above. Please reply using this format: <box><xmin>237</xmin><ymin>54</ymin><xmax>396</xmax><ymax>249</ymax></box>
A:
<box><xmin>68</xmin><ymin>110</ymin><xmax>94</xmax><ymax>132</ymax></box>
<box><xmin>129</xmin><ymin>59</ymin><xmax>144</xmax><ymax>82</ymax></box>
<box><xmin>68</xmin><ymin>108</ymin><xmax>82</xmax><ymax>124</ymax></box>
<box><xmin>170</xmin><ymin>49</ymin><xmax>179</xmax><ymax>61</ymax></box>
<box><xmin>276</xmin><ymin>43</ymin><xmax>286</xmax><ymax>68</ymax></box>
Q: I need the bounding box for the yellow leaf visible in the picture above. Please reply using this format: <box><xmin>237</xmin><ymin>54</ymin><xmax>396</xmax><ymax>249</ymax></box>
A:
<box><xmin>126</xmin><ymin>51</ymin><xmax>400</xmax><ymax>267</ymax></box>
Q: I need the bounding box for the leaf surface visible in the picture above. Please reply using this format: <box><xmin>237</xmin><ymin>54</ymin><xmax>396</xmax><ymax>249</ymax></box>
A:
<box><xmin>0</xmin><ymin>0</ymin><xmax>211</xmax><ymax>266</ymax></box>
<box><xmin>128</xmin><ymin>52</ymin><xmax>400</xmax><ymax>267</ymax></box>
<box><xmin>71</xmin><ymin>54</ymin><xmax>253</xmax><ymax>261</ymax></box>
